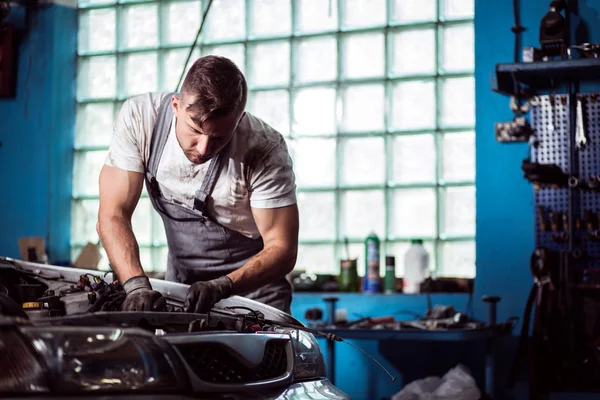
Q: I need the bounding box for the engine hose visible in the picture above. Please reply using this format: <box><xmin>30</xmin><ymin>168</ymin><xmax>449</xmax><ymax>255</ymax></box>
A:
<box><xmin>0</xmin><ymin>292</ymin><xmax>29</xmax><ymax>320</ymax></box>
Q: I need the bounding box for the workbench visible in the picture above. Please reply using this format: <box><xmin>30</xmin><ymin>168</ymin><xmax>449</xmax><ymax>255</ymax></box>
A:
<box><xmin>316</xmin><ymin>296</ymin><xmax>512</xmax><ymax>399</ymax></box>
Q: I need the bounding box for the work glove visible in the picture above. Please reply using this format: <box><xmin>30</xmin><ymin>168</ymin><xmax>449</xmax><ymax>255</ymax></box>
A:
<box><xmin>121</xmin><ymin>275</ymin><xmax>167</xmax><ymax>312</ymax></box>
<box><xmin>184</xmin><ymin>276</ymin><xmax>233</xmax><ymax>313</ymax></box>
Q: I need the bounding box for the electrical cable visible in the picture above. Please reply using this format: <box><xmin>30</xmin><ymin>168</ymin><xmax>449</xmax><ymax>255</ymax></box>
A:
<box><xmin>224</xmin><ymin>306</ymin><xmax>262</xmax><ymax>323</ymax></box>
<box><xmin>261</xmin><ymin>318</ymin><xmax>397</xmax><ymax>382</ymax></box>
<box><xmin>208</xmin><ymin>307</ymin><xmax>396</xmax><ymax>381</ymax></box>
<box><xmin>510</xmin><ymin>0</ymin><xmax>527</xmax><ymax>119</ymax></box>
<box><xmin>0</xmin><ymin>292</ymin><xmax>29</xmax><ymax>319</ymax></box>
<box><xmin>174</xmin><ymin>0</ymin><xmax>214</xmax><ymax>92</ymax></box>
<box><xmin>511</xmin><ymin>0</ymin><xmax>526</xmax><ymax>63</ymax></box>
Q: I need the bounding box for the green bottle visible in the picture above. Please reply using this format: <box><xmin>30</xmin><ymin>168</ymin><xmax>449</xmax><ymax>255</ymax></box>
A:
<box><xmin>364</xmin><ymin>231</ymin><xmax>381</xmax><ymax>293</ymax></box>
<box><xmin>384</xmin><ymin>256</ymin><xmax>396</xmax><ymax>293</ymax></box>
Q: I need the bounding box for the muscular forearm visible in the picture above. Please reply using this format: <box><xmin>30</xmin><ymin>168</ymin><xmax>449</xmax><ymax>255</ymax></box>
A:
<box><xmin>227</xmin><ymin>244</ymin><xmax>296</xmax><ymax>295</ymax></box>
<box><xmin>97</xmin><ymin>214</ymin><xmax>145</xmax><ymax>283</ymax></box>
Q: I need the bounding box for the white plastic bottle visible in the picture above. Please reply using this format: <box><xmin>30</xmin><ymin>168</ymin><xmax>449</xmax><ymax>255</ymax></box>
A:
<box><xmin>403</xmin><ymin>239</ymin><xmax>430</xmax><ymax>294</ymax></box>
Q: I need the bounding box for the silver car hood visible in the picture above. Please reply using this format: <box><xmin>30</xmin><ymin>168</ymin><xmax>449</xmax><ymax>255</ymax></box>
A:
<box><xmin>0</xmin><ymin>257</ymin><xmax>303</xmax><ymax>326</ymax></box>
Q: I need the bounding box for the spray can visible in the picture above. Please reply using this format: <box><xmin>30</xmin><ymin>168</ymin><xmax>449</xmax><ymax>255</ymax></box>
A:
<box><xmin>384</xmin><ymin>256</ymin><xmax>396</xmax><ymax>294</ymax></box>
<box><xmin>364</xmin><ymin>232</ymin><xmax>381</xmax><ymax>293</ymax></box>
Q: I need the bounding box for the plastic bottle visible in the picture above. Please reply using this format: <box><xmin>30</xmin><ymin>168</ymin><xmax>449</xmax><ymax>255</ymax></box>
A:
<box><xmin>403</xmin><ymin>239</ymin><xmax>429</xmax><ymax>294</ymax></box>
<box><xmin>384</xmin><ymin>256</ymin><xmax>396</xmax><ymax>294</ymax></box>
<box><xmin>364</xmin><ymin>231</ymin><xmax>381</xmax><ymax>293</ymax></box>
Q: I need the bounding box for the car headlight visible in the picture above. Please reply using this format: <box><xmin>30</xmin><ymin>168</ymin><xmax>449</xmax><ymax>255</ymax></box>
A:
<box><xmin>0</xmin><ymin>326</ymin><xmax>189</xmax><ymax>394</ymax></box>
<box><xmin>0</xmin><ymin>328</ymin><xmax>49</xmax><ymax>392</ymax></box>
<box><xmin>277</xmin><ymin>328</ymin><xmax>326</xmax><ymax>381</ymax></box>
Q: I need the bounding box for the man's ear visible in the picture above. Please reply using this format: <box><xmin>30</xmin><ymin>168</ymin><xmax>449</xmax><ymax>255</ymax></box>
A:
<box><xmin>171</xmin><ymin>95</ymin><xmax>181</xmax><ymax>114</ymax></box>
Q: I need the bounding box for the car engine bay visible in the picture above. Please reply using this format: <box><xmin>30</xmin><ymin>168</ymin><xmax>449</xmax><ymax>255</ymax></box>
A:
<box><xmin>0</xmin><ymin>258</ymin><xmax>303</xmax><ymax>336</ymax></box>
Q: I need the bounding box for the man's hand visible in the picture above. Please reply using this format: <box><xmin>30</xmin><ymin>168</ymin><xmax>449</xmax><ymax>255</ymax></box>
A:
<box><xmin>184</xmin><ymin>276</ymin><xmax>233</xmax><ymax>313</ymax></box>
<box><xmin>121</xmin><ymin>275</ymin><xmax>166</xmax><ymax>311</ymax></box>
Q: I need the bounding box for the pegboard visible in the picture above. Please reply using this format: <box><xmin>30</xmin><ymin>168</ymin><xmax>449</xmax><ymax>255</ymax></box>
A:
<box><xmin>530</xmin><ymin>92</ymin><xmax>600</xmax><ymax>269</ymax></box>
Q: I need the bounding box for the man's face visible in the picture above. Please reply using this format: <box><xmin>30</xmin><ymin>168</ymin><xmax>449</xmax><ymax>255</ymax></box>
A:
<box><xmin>171</xmin><ymin>95</ymin><xmax>243</xmax><ymax>164</ymax></box>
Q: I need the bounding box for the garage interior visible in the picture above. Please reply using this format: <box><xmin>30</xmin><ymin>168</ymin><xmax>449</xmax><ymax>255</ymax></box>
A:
<box><xmin>1</xmin><ymin>0</ymin><xmax>600</xmax><ymax>399</ymax></box>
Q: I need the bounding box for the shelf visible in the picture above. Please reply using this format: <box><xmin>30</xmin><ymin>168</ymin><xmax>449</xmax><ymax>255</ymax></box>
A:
<box><xmin>316</xmin><ymin>324</ymin><xmax>512</xmax><ymax>342</ymax></box>
<box><xmin>492</xmin><ymin>58</ymin><xmax>600</xmax><ymax>96</ymax></box>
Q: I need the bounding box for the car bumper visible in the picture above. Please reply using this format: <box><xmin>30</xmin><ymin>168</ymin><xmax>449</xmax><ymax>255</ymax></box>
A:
<box><xmin>222</xmin><ymin>378</ymin><xmax>351</xmax><ymax>399</ymax></box>
<box><xmin>2</xmin><ymin>379</ymin><xmax>350</xmax><ymax>400</ymax></box>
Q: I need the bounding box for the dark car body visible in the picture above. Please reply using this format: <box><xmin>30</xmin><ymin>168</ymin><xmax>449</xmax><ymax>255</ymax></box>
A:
<box><xmin>0</xmin><ymin>257</ymin><xmax>350</xmax><ymax>400</ymax></box>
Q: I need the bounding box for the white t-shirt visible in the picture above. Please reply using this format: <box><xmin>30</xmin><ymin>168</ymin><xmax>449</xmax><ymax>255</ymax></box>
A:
<box><xmin>105</xmin><ymin>92</ymin><xmax>297</xmax><ymax>239</ymax></box>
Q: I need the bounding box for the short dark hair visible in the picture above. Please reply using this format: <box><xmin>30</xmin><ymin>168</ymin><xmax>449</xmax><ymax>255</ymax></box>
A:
<box><xmin>180</xmin><ymin>55</ymin><xmax>247</xmax><ymax>125</ymax></box>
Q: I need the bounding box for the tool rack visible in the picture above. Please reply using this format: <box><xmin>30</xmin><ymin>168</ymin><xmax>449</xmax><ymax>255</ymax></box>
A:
<box><xmin>493</xmin><ymin>57</ymin><xmax>600</xmax><ymax>397</ymax></box>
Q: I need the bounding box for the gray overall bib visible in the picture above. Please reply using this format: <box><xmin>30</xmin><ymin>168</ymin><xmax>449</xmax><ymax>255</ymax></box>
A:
<box><xmin>144</xmin><ymin>94</ymin><xmax>293</xmax><ymax>313</ymax></box>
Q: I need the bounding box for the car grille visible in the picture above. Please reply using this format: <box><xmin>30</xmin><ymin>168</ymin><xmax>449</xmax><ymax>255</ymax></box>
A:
<box><xmin>176</xmin><ymin>340</ymin><xmax>288</xmax><ymax>383</ymax></box>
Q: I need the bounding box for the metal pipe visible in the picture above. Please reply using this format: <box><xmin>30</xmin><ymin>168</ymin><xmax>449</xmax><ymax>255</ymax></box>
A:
<box><xmin>323</xmin><ymin>297</ymin><xmax>338</xmax><ymax>385</ymax></box>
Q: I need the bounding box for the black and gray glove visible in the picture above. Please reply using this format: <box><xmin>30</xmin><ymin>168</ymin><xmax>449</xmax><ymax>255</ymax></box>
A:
<box><xmin>121</xmin><ymin>275</ymin><xmax>166</xmax><ymax>312</ymax></box>
<box><xmin>184</xmin><ymin>276</ymin><xmax>233</xmax><ymax>313</ymax></box>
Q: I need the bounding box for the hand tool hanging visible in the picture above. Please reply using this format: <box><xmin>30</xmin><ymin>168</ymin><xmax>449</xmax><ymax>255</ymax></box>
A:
<box><xmin>575</xmin><ymin>94</ymin><xmax>589</xmax><ymax>150</ymax></box>
<box><xmin>507</xmin><ymin>247</ymin><xmax>558</xmax><ymax>388</ymax></box>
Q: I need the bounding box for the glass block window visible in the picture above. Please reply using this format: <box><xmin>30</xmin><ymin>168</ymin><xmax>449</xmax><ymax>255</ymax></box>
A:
<box><xmin>74</xmin><ymin>0</ymin><xmax>475</xmax><ymax>278</ymax></box>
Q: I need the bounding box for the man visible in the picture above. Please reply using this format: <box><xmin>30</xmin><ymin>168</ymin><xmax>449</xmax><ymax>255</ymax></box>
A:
<box><xmin>97</xmin><ymin>56</ymin><xmax>298</xmax><ymax>314</ymax></box>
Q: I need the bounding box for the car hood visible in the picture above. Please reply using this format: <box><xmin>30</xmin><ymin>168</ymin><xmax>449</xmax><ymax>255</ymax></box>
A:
<box><xmin>0</xmin><ymin>257</ymin><xmax>303</xmax><ymax>326</ymax></box>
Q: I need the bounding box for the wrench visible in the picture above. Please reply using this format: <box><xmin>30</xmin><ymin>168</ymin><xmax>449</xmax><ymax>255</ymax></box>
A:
<box><xmin>576</xmin><ymin>96</ymin><xmax>588</xmax><ymax>149</ymax></box>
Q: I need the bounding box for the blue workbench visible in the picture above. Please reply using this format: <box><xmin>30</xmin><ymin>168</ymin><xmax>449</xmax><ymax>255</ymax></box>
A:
<box><xmin>315</xmin><ymin>296</ymin><xmax>512</xmax><ymax>399</ymax></box>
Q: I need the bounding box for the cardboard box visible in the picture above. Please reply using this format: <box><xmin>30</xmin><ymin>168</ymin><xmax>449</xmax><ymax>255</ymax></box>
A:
<box><xmin>18</xmin><ymin>237</ymin><xmax>46</xmax><ymax>262</ymax></box>
<box><xmin>73</xmin><ymin>242</ymin><xmax>102</xmax><ymax>270</ymax></box>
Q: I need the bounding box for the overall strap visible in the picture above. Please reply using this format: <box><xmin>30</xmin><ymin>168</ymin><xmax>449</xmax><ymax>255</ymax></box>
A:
<box><xmin>194</xmin><ymin>149</ymin><xmax>226</xmax><ymax>214</ymax></box>
<box><xmin>147</xmin><ymin>92</ymin><xmax>176</xmax><ymax>196</ymax></box>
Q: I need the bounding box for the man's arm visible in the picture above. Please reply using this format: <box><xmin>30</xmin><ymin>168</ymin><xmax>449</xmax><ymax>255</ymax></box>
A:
<box><xmin>227</xmin><ymin>203</ymin><xmax>299</xmax><ymax>295</ymax></box>
<box><xmin>96</xmin><ymin>164</ymin><xmax>145</xmax><ymax>282</ymax></box>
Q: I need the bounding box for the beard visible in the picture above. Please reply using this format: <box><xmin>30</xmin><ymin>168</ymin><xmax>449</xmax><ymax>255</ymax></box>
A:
<box><xmin>183</xmin><ymin>150</ymin><xmax>209</xmax><ymax>164</ymax></box>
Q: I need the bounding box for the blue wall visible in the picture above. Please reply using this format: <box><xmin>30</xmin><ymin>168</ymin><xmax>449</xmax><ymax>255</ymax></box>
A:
<box><xmin>0</xmin><ymin>2</ymin><xmax>76</xmax><ymax>262</ymax></box>
<box><xmin>293</xmin><ymin>1</ymin><xmax>600</xmax><ymax>399</ymax></box>
<box><xmin>2</xmin><ymin>1</ymin><xmax>600</xmax><ymax>399</ymax></box>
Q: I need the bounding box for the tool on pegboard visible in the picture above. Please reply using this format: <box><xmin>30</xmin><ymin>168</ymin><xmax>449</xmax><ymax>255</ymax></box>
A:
<box><xmin>576</xmin><ymin>94</ymin><xmax>589</xmax><ymax>150</ymax></box>
<box><xmin>562</xmin><ymin>212</ymin><xmax>569</xmax><ymax>232</ymax></box>
<box><xmin>494</xmin><ymin>81</ymin><xmax>533</xmax><ymax>143</ymax></box>
<box><xmin>585</xmin><ymin>176</ymin><xmax>599</xmax><ymax>190</ymax></box>
<box><xmin>537</xmin><ymin>206</ymin><xmax>549</xmax><ymax>232</ymax></box>
<box><xmin>522</xmin><ymin>159</ymin><xmax>569</xmax><ymax>187</ymax></box>
<box><xmin>583</xmin><ymin>210</ymin><xmax>600</xmax><ymax>242</ymax></box>
<box><xmin>549</xmin><ymin>210</ymin><xmax>568</xmax><ymax>243</ymax></box>
<box><xmin>575</xmin><ymin>216</ymin><xmax>583</xmax><ymax>231</ymax></box>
